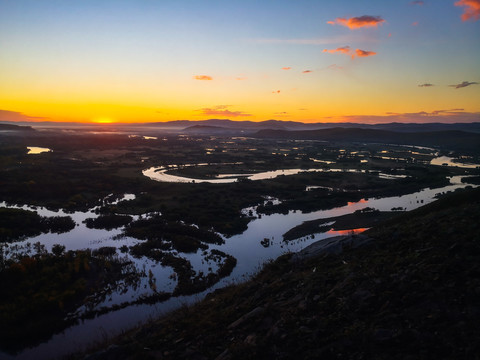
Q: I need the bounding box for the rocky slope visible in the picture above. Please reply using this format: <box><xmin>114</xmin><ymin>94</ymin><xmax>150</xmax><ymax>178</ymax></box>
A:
<box><xmin>81</xmin><ymin>187</ymin><xmax>480</xmax><ymax>360</ymax></box>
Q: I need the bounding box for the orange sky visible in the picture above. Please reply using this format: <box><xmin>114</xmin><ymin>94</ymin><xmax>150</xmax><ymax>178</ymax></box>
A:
<box><xmin>0</xmin><ymin>1</ymin><xmax>479</xmax><ymax>124</ymax></box>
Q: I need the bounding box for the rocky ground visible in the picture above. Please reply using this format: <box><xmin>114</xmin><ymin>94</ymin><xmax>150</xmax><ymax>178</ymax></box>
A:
<box><xmin>79</xmin><ymin>187</ymin><xmax>480</xmax><ymax>360</ymax></box>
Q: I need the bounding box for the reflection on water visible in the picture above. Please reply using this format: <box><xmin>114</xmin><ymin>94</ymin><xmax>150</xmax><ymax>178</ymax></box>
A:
<box><xmin>3</xmin><ymin>175</ymin><xmax>478</xmax><ymax>360</ymax></box>
<box><xmin>27</xmin><ymin>146</ymin><xmax>51</xmax><ymax>154</ymax></box>
<box><xmin>328</xmin><ymin>228</ymin><xmax>370</xmax><ymax>236</ymax></box>
<box><xmin>143</xmin><ymin>165</ymin><xmax>408</xmax><ymax>184</ymax></box>
<box><xmin>430</xmin><ymin>156</ymin><xmax>480</xmax><ymax>169</ymax></box>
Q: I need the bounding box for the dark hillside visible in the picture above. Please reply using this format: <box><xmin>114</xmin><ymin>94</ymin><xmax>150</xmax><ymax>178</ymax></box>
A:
<box><xmin>0</xmin><ymin>123</ymin><xmax>35</xmax><ymax>132</ymax></box>
<box><xmin>82</xmin><ymin>187</ymin><xmax>480</xmax><ymax>360</ymax></box>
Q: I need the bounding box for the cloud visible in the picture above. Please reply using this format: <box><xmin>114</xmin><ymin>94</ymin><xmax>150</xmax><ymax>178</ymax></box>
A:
<box><xmin>272</xmin><ymin>90</ymin><xmax>281</xmax><ymax>94</ymax></box>
<box><xmin>302</xmin><ymin>70</ymin><xmax>313</xmax><ymax>73</ymax></box>
<box><xmin>412</xmin><ymin>21</ymin><xmax>419</xmax><ymax>26</ymax></box>
<box><xmin>410</xmin><ymin>1</ymin><xmax>425</xmax><ymax>5</ymax></box>
<box><xmin>323</xmin><ymin>46</ymin><xmax>351</xmax><ymax>54</ymax></box>
<box><xmin>355</xmin><ymin>49</ymin><xmax>377</xmax><ymax>58</ymax></box>
<box><xmin>327</xmin><ymin>15</ymin><xmax>386</xmax><ymax>29</ymax></box>
<box><xmin>281</xmin><ymin>67</ymin><xmax>292</xmax><ymax>70</ymax></box>
<box><xmin>196</xmin><ymin>105</ymin><xmax>251</xmax><ymax>118</ymax></box>
<box><xmin>455</xmin><ymin>0</ymin><xmax>480</xmax><ymax>21</ymax></box>
<box><xmin>0</xmin><ymin>110</ymin><xmax>47</xmax><ymax>122</ymax></box>
<box><xmin>332</xmin><ymin>109</ymin><xmax>479</xmax><ymax>123</ymax></box>
<box><xmin>235</xmin><ymin>77</ymin><xmax>247</xmax><ymax>80</ymax></box>
<box><xmin>193</xmin><ymin>75</ymin><xmax>213</xmax><ymax>80</ymax></box>
<box><xmin>418</xmin><ymin>83</ymin><xmax>434</xmax><ymax>87</ymax></box>
<box><xmin>323</xmin><ymin>46</ymin><xmax>377</xmax><ymax>59</ymax></box>
<box><xmin>449</xmin><ymin>81</ymin><xmax>479</xmax><ymax>88</ymax></box>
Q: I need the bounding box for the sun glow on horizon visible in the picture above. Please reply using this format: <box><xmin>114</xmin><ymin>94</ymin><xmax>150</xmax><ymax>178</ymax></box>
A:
<box><xmin>92</xmin><ymin>117</ymin><xmax>115</xmax><ymax>124</ymax></box>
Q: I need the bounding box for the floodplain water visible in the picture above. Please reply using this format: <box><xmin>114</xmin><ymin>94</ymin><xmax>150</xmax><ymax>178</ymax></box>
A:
<box><xmin>1</xmin><ymin>175</ymin><xmax>477</xmax><ymax>359</ymax></box>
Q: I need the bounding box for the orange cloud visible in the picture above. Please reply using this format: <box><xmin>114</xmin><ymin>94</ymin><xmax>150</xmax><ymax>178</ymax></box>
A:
<box><xmin>455</xmin><ymin>0</ymin><xmax>480</xmax><ymax>21</ymax></box>
<box><xmin>335</xmin><ymin>109</ymin><xmax>479</xmax><ymax>123</ymax></box>
<box><xmin>412</xmin><ymin>21</ymin><xmax>419</xmax><ymax>26</ymax></box>
<box><xmin>193</xmin><ymin>75</ymin><xmax>213</xmax><ymax>80</ymax></box>
<box><xmin>272</xmin><ymin>90</ymin><xmax>281</xmax><ymax>94</ymax></box>
<box><xmin>197</xmin><ymin>105</ymin><xmax>251</xmax><ymax>117</ymax></box>
<box><xmin>327</xmin><ymin>15</ymin><xmax>385</xmax><ymax>29</ymax></box>
<box><xmin>281</xmin><ymin>67</ymin><xmax>291</xmax><ymax>70</ymax></box>
<box><xmin>410</xmin><ymin>1</ymin><xmax>424</xmax><ymax>5</ymax></box>
<box><xmin>323</xmin><ymin>46</ymin><xmax>351</xmax><ymax>54</ymax></box>
<box><xmin>302</xmin><ymin>70</ymin><xmax>313</xmax><ymax>73</ymax></box>
<box><xmin>355</xmin><ymin>49</ymin><xmax>377</xmax><ymax>58</ymax></box>
<box><xmin>323</xmin><ymin>46</ymin><xmax>377</xmax><ymax>59</ymax></box>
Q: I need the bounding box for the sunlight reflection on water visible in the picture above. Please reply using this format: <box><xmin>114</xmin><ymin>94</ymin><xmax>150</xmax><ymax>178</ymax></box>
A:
<box><xmin>27</xmin><ymin>146</ymin><xmax>51</xmax><ymax>154</ymax></box>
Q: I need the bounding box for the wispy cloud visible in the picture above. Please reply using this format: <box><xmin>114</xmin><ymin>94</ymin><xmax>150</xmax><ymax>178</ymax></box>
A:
<box><xmin>281</xmin><ymin>67</ymin><xmax>292</xmax><ymax>70</ymax></box>
<box><xmin>449</xmin><ymin>81</ymin><xmax>479</xmax><ymax>88</ymax></box>
<box><xmin>332</xmin><ymin>109</ymin><xmax>479</xmax><ymax>123</ymax></box>
<box><xmin>323</xmin><ymin>46</ymin><xmax>351</xmax><ymax>54</ymax></box>
<box><xmin>410</xmin><ymin>1</ymin><xmax>425</xmax><ymax>5</ymax></box>
<box><xmin>411</xmin><ymin>21</ymin><xmax>419</xmax><ymax>26</ymax></box>
<box><xmin>302</xmin><ymin>70</ymin><xmax>313</xmax><ymax>74</ymax></box>
<box><xmin>327</xmin><ymin>15</ymin><xmax>386</xmax><ymax>29</ymax></box>
<box><xmin>272</xmin><ymin>90</ymin><xmax>281</xmax><ymax>94</ymax></box>
<box><xmin>193</xmin><ymin>75</ymin><xmax>213</xmax><ymax>80</ymax></box>
<box><xmin>0</xmin><ymin>110</ymin><xmax>47</xmax><ymax>122</ymax></box>
<box><xmin>323</xmin><ymin>46</ymin><xmax>377</xmax><ymax>59</ymax></box>
<box><xmin>455</xmin><ymin>0</ymin><xmax>480</xmax><ymax>21</ymax></box>
<box><xmin>418</xmin><ymin>83</ymin><xmax>434</xmax><ymax>87</ymax></box>
<box><xmin>196</xmin><ymin>105</ymin><xmax>251</xmax><ymax>118</ymax></box>
<box><xmin>326</xmin><ymin>64</ymin><xmax>344</xmax><ymax>71</ymax></box>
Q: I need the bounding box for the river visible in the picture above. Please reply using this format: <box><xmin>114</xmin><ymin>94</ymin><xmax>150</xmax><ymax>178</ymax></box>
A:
<box><xmin>1</xmin><ymin>175</ymin><xmax>476</xmax><ymax>359</ymax></box>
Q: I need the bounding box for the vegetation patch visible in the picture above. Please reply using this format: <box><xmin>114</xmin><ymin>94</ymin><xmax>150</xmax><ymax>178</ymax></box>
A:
<box><xmin>125</xmin><ymin>215</ymin><xmax>223</xmax><ymax>254</ymax></box>
<box><xmin>0</xmin><ymin>207</ymin><xmax>75</xmax><ymax>242</ymax></box>
<box><xmin>84</xmin><ymin>214</ymin><xmax>133</xmax><ymax>230</ymax></box>
<box><xmin>161</xmin><ymin>250</ymin><xmax>236</xmax><ymax>296</ymax></box>
<box><xmin>0</xmin><ymin>247</ymin><xmax>140</xmax><ymax>354</ymax></box>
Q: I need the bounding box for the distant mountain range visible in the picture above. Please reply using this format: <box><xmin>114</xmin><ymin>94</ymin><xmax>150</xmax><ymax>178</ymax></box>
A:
<box><xmin>2</xmin><ymin>119</ymin><xmax>480</xmax><ymax>134</ymax></box>
<box><xmin>0</xmin><ymin>123</ymin><xmax>35</xmax><ymax>132</ymax></box>
<box><xmin>1</xmin><ymin>120</ymin><xmax>480</xmax><ymax>151</ymax></box>
<box><xmin>146</xmin><ymin>119</ymin><xmax>480</xmax><ymax>134</ymax></box>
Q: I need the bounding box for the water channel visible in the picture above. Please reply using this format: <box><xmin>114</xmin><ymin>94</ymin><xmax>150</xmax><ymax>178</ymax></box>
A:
<box><xmin>1</xmin><ymin>171</ymin><xmax>477</xmax><ymax>359</ymax></box>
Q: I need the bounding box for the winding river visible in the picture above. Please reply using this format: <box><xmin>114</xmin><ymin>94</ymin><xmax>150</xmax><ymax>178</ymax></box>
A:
<box><xmin>1</xmin><ymin>172</ymin><xmax>477</xmax><ymax>359</ymax></box>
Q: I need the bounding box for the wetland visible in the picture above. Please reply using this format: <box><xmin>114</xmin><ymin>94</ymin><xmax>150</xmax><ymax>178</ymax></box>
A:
<box><xmin>0</xmin><ymin>122</ymin><xmax>479</xmax><ymax>358</ymax></box>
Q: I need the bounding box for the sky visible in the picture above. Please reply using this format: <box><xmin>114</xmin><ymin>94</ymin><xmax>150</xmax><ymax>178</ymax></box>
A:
<box><xmin>0</xmin><ymin>0</ymin><xmax>479</xmax><ymax>124</ymax></box>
